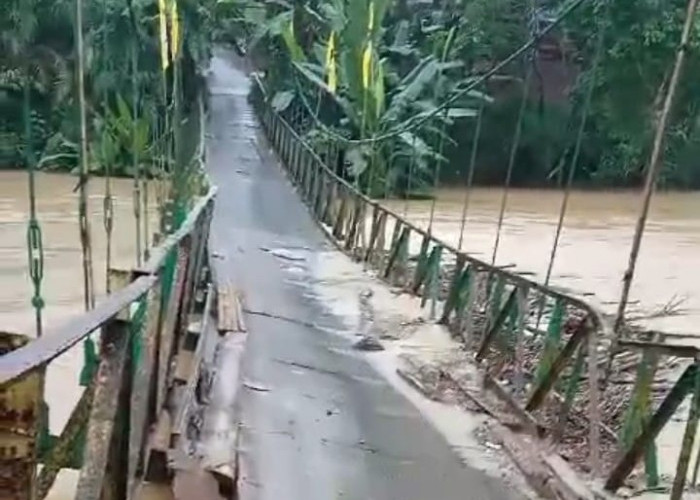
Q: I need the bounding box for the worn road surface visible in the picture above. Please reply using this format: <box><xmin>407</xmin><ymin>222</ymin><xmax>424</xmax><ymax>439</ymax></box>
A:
<box><xmin>206</xmin><ymin>49</ymin><xmax>524</xmax><ymax>500</ymax></box>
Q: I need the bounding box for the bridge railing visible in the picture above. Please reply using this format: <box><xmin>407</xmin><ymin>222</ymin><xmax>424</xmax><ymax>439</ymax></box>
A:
<box><xmin>0</xmin><ymin>186</ymin><xmax>216</xmax><ymax>500</ymax></box>
<box><xmin>250</xmin><ymin>77</ymin><xmax>700</xmax><ymax>497</ymax></box>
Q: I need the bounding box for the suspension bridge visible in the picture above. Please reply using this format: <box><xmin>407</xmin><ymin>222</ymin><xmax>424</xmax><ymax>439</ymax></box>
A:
<box><xmin>2</xmin><ymin>0</ymin><xmax>700</xmax><ymax>499</ymax></box>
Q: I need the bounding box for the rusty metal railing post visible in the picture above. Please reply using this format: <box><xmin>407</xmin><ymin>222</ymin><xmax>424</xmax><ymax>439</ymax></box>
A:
<box><xmin>0</xmin><ymin>333</ymin><xmax>42</xmax><ymax>500</ymax></box>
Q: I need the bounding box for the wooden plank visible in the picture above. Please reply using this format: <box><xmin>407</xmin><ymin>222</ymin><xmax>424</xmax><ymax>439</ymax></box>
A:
<box><xmin>157</xmin><ymin>246</ymin><xmax>190</xmax><ymax>413</ymax></box>
<box><xmin>217</xmin><ymin>285</ymin><xmax>246</xmax><ymax>334</ymax></box>
<box><xmin>173</xmin><ymin>351</ymin><xmax>195</xmax><ymax>384</ymax></box>
<box><xmin>217</xmin><ymin>285</ymin><xmax>236</xmax><ymax>333</ymax></box>
<box><xmin>75</xmin><ymin>320</ymin><xmax>131</xmax><ymax>500</ymax></box>
<box><xmin>173</xmin><ymin>286</ymin><xmax>214</xmax><ymax>441</ymax></box>
<box><xmin>144</xmin><ymin>409</ymin><xmax>173</xmax><ymax>483</ymax></box>
<box><xmin>129</xmin><ymin>286</ymin><xmax>162</xmax><ymax>499</ymax></box>
<box><xmin>618</xmin><ymin>340</ymin><xmax>699</xmax><ymax>359</ymax></box>
<box><xmin>525</xmin><ymin>317</ymin><xmax>590</xmax><ymax>412</ymax></box>
<box><xmin>180</xmin><ymin>206</ymin><xmax>212</xmax><ymax>325</ymax></box>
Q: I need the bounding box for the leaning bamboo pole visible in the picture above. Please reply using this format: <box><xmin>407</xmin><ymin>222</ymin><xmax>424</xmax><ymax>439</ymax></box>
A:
<box><xmin>613</xmin><ymin>0</ymin><xmax>699</xmax><ymax>334</ymax></box>
<box><xmin>75</xmin><ymin>0</ymin><xmax>95</xmax><ymax>311</ymax></box>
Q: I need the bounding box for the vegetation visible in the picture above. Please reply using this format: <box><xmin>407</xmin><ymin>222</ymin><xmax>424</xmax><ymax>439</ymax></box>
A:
<box><xmin>6</xmin><ymin>0</ymin><xmax>699</xmax><ymax>191</ymax></box>
<box><xmin>228</xmin><ymin>0</ymin><xmax>700</xmax><ymax>193</ymax></box>
<box><xmin>0</xmin><ymin>0</ymin><xmax>215</xmax><ymax>177</ymax></box>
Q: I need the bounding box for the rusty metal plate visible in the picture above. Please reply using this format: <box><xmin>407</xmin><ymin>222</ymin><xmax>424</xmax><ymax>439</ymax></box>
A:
<box><xmin>0</xmin><ymin>331</ymin><xmax>42</xmax><ymax>500</ymax></box>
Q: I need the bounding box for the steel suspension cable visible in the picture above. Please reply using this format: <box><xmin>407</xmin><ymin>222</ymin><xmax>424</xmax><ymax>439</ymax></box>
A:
<box><xmin>543</xmin><ymin>18</ymin><xmax>606</xmax><ymax>290</ymax></box>
<box><xmin>75</xmin><ymin>0</ymin><xmax>95</xmax><ymax>310</ymax></box>
<box><xmin>457</xmin><ymin>93</ymin><xmax>485</xmax><ymax>250</ymax></box>
<box><xmin>24</xmin><ymin>71</ymin><xmax>45</xmax><ymax>338</ymax></box>
<box><xmin>102</xmin><ymin>0</ymin><xmax>114</xmax><ymax>293</ymax></box>
<box><xmin>132</xmin><ymin>41</ymin><xmax>143</xmax><ymax>267</ymax></box>
<box><xmin>490</xmin><ymin>61</ymin><xmax>533</xmax><ymax>266</ymax></box>
<box><xmin>403</xmin><ymin>134</ymin><xmax>417</xmax><ymax>218</ymax></box>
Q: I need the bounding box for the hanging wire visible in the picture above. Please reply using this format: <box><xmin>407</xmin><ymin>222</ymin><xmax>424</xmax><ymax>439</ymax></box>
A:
<box><xmin>427</xmin><ymin>26</ymin><xmax>459</xmax><ymax>234</ymax></box>
<box><xmin>457</xmin><ymin>92</ymin><xmax>485</xmax><ymax>249</ymax></box>
<box><xmin>426</xmin><ymin>107</ymin><xmax>450</xmax><ymax>234</ymax></box>
<box><xmin>102</xmin><ymin>0</ymin><xmax>114</xmax><ymax>293</ymax></box>
<box><xmin>24</xmin><ymin>70</ymin><xmax>45</xmax><ymax>338</ymax></box>
<box><xmin>490</xmin><ymin>60</ymin><xmax>533</xmax><ymax>266</ymax></box>
<box><xmin>143</xmin><ymin>137</ymin><xmax>150</xmax><ymax>261</ymax></box>
<box><xmin>171</xmin><ymin>1</ymin><xmax>187</xmax><ymax>228</ymax></box>
<box><xmin>158</xmin><ymin>0</ymin><xmax>171</xmax><ymax>233</ymax></box>
<box><xmin>292</xmin><ymin>0</ymin><xmax>588</xmax><ymax>148</ymax></box>
<box><xmin>491</xmin><ymin>0</ymin><xmax>544</xmax><ymax>268</ymax></box>
<box><xmin>127</xmin><ymin>0</ymin><xmax>149</xmax><ymax>262</ymax></box>
<box><xmin>543</xmin><ymin>18</ymin><xmax>607</xmax><ymax>290</ymax></box>
<box><xmin>403</xmin><ymin>134</ymin><xmax>417</xmax><ymax>218</ymax></box>
<box><xmin>132</xmin><ymin>41</ymin><xmax>143</xmax><ymax>267</ymax></box>
<box><xmin>75</xmin><ymin>0</ymin><xmax>95</xmax><ymax>310</ymax></box>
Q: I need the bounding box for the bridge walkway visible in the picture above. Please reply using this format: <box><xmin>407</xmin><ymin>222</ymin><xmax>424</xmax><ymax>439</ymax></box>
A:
<box><xmin>205</xmin><ymin>49</ymin><xmax>522</xmax><ymax>500</ymax></box>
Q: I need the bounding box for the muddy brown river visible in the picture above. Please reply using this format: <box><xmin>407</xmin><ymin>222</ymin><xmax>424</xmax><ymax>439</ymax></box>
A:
<box><xmin>0</xmin><ymin>171</ymin><xmax>158</xmax><ymax>498</ymax></box>
<box><xmin>385</xmin><ymin>187</ymin><xmax>700</xmax><ymax>337</ymax></box>
<box><xmin>1</xmin><ymin>171</ymin><xmax>698</xmax><ymax>496</ymax></box>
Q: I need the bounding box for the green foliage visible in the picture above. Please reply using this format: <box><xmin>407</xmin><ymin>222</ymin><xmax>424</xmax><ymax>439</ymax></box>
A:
<box><xmin>220</xmin><ymin>0</ymin><xmax>700</xmax><ymax>190</ymax></box>
<box><xmin>247</xmin><ymin>0</ymin><xmax>486</xmax><ymax>196</ymax></box>
<box><xmin>0</xmin><ymin>0</ymin><xmax>215</xmax><ymax>177</ymax></box>
<box><xmin>565</xmin><ymin>0</ymin><xmax>700</xmax><ymax>187</ymax></box>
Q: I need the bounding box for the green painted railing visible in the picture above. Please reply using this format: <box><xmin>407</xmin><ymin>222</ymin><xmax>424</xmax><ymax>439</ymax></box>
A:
<box><xmin>251</xmin><ymin>76</ymin><xmax>700</xmax><ymax>498</ymax></box>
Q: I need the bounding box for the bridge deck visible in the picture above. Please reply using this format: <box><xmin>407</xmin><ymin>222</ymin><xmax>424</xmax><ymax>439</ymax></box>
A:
<box><xmin>205</xmin><ymin>49</ymin><xmax>523</xmax><ymax>500</ymax></box>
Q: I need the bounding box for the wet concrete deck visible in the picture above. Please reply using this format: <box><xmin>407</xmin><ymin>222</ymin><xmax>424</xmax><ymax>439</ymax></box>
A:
<box><xmin>205</xmin><ymin>49</ymin><xmax>525</xmax><ymax>500</ymax></box>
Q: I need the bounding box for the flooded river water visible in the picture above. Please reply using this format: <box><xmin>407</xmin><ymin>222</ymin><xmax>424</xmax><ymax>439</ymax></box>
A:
<box><xmin>385</xmin><ymin>187</ymin><xmax>700</xmax><ymax>337</ymax></box>
<box><xmin>1</xmin><ymin>171</ymin><xmax>698</xmax><ymax>496</ymax></box>
<box><xmin>0</xmin><ymin>171</ymin><xmax>157</xmax><ymax>498</ymax></box>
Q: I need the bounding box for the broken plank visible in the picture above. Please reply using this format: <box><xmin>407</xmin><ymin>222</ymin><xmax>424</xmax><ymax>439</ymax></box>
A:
<box><xmin>217</xmin><ymin>284</ymin><xmax>246</xmax><ymax>334</ymax></box>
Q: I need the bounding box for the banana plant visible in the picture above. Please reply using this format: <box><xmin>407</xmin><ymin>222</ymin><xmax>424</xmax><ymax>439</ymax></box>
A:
<box><xmin>269</xmin><ymin>0</ymin><xmax>489</xmax><ymax>196</ymax></box>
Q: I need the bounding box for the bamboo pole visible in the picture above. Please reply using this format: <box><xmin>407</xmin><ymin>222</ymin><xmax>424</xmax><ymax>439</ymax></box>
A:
<box><xmin>75</xmin><ymin>0</ymin><xmax>95</xmax><ymax>311</ymax></box>
<box><xmin>614</xmin><ymin>0</ymin><xmax>699</xmax><ymax>333</ymax></box>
